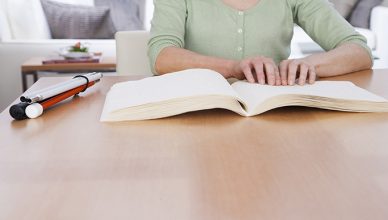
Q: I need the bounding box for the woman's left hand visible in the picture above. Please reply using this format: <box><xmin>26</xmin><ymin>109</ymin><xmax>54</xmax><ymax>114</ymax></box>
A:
<box><xmin>279</xmin><ymin>58</ymin><xmax>317</xmax><ymax>86</ymax></box>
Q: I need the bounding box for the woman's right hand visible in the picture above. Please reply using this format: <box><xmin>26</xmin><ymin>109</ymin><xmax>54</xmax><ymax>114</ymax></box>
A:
<box><xmin>231</xmin><ymin>56</ymin><xmax>281</xmax><ymax>86</ymax></box>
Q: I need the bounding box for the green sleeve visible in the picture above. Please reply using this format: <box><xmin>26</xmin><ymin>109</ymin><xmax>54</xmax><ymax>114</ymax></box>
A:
<box><xmin>291</xmin><ymin>0</ymin><xmax>373</xmax><ymax>62</ymax></box>
<box><xmin>147</xmin><ymin>0</ymin><xmax>187</xmax><ymax>74</ymax></box>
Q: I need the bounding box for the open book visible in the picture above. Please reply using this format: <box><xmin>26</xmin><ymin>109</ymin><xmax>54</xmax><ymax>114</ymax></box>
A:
<box><xmin>100</xmin><ymin>69</ymin><xmax>388</xmax><ymax>121</ymax></box>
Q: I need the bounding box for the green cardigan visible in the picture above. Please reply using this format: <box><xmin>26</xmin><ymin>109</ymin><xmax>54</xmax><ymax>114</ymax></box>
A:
<box><xmin>148</xmin><ymin>0</ymin><xmax>371</xmax><ymax>73</ymax></box>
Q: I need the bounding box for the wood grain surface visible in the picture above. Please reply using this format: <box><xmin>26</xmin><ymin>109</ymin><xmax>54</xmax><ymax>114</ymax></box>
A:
<box><xmin>1</xmin><ymin>69</ymin><xmax>388</xmax><ymax>220</ymax></box>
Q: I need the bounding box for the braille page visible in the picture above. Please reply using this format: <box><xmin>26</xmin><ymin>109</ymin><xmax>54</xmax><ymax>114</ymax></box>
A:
<box><xmin>231</xmin><ymin>81</ymin><xmax>388</xmax><ymax>115</ymax></box>
<box><xmin>100</xmin><ymin>69</ymin><xmax>244</xmax><ymax>121</ymax></box>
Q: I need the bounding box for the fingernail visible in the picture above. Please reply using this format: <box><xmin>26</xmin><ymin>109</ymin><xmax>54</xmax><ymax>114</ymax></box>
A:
<box><xmin>260</xmin><ymin>80</ymin><xmax>265</xmax><ymax>85</ymax></box>
<box><xmin>289</xmin><ymin>80</ymin><xmax>294</xmax><ymax>85</ymax></box>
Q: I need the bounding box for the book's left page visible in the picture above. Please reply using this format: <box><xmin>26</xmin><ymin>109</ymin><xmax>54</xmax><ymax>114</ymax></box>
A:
<box><xmin>100</xmin><ymin>69</ymin><xmax>246</xmax><ymax>121</ymax></box>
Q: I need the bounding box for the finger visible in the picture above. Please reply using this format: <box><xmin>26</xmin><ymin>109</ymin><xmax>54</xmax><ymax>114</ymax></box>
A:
<box><xmin>288</xmin><ymin>60</ymin><xmax>298</xmax><ymax>86</ymax></box>
<box><xmin>242</xmin><ymin>62</ymin><xmax>255</xmax><ymax>83</ymax></box>
<box><xmin>279</xmin><ymin>61</ymin><xmax>288</xmax><ymax>86</ymax></box>
<box><xmin>298</xmin><ymin>64</ymin><xmax>309</xmax><ymax>85</ymax></box>
<box><xmin>253</xmin><ymin>61</ymin><xmax>265</xmax><ymax>85</ymax></box>
<box><xmin>274</xmin><ymin>67</ymin><xmax>281</xmax><ymax>86</ymax></box>
<box><xmin>264</xmin><ymin>62</ymin><xmax>276</xmax><ymax>86</ymax></box>
<box><xmin>308</xmin><ymin>66</ymin><xmax>316</xmax><ymax>84</ymax></box>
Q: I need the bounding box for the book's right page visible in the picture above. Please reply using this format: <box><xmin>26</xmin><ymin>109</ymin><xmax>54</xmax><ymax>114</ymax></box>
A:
<box><xmin>231</xmin><ymin>81</ymin><xmax>388</xmax><ymax>116</ymax></box>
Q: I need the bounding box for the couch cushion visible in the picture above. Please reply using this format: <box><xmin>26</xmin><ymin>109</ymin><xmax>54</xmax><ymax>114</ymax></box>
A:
<box><xmin>50</xmin><ymin>0</ymin><xmax>94</xmax><ymax>5</ymax></box>
<box><xmin>349</xmin><ymin>0</ymin><xmax>383</xmax><ymax>28</ymax></box>
<box><xmin>4</xmin><ymin>0</ymin><xmax>51</xmax><ymax>40</ymax></box>
<box><xmin>95</xmin><ymin>0</ymin><xmax>144</xmax><ymax>31</ymax></box>
<box><xmin>329</xmin><ymin>0</ymin><xmax>359</xmax><ymax>18</ymax></box>
<box><xmin>41</xmin><ymin>0</ymin><xmax>116</xmax><ymax>39</ymax></box>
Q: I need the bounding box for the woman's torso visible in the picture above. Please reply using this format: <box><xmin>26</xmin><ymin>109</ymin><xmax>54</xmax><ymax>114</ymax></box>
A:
<box><xmin>184</xmin><ymin>0</ymin><xmax>295</xmax><ymax>64</ymax></box>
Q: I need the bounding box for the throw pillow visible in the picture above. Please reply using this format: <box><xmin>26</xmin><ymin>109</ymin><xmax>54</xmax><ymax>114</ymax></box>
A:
<box><xmin>40</xmin><ymin>0</ymin><xmax>116</xmax><ymax>39</ymax></box>
<box><xmin>329</xmin><ymin>0</ymin><xmax>359</xmax><ymax>18</ymax></box>
<box><xmin>348</xmin><ymin>0</ymin><xmax>383</xmax><ymax>28</ymax></box>
<box><xmin>95</xmin><ymin>0</ymin><xmax>144</xmax><ymax>31</ymax></box>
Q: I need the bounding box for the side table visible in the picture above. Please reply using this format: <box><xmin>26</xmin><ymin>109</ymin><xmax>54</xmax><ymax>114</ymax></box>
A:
<box><xmin>21</xmin><ymin>56</ymin><xmax>116</xmax><ymax>91</ymax></box>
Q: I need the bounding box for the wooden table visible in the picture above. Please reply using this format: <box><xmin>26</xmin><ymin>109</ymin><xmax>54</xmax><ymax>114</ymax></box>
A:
<box><xmin>21</xmin><ymin>56</ymin><xmax>116</xmax><ymax>92</ymax></box>
<box><xmin>1</xmin><ymin>69</ymin><xmax>388</xmax><ymax>220</ymax></box>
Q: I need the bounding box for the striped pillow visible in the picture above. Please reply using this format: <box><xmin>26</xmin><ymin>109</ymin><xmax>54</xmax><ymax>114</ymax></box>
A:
<box><xmin>348</xmin><ymin>0</ymin><xmax>383</xmax><ymax>28</ymax></box>
<box><xmin>95</xmin><ymin>0</ymin><xmax>143</xmax><ymax>31</ymax></box>
<box><xmin>41</xmin><ymin>0</ymin><xmax>116</xmax><ymax>39</ymax></box>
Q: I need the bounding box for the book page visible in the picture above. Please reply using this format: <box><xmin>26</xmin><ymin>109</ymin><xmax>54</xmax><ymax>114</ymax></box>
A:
<box><xmin>101</xmin><ymin>69</ymin><xmax>245</xmax><ymax>120</ymax></box>
<box><xmin>231</xmin><ymin>81</ymin><xmax>388</xmax><ymax>115</ymax></box>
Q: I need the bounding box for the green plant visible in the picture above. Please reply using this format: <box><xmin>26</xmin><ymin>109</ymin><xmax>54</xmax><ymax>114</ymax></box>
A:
<box><xmin>69</xmin><ymin>42</ymin><xmax>89</xmax><ymax>53</ymax></box>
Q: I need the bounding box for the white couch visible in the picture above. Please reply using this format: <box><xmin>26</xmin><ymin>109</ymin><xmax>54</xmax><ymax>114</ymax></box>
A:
<box><xmin>291</xmin><ymin>6</ymin><xmax>388</xmax><ymax>69</ymax></box>
<box><xmin>291</xmin><ymin>6</ymin><xmax>388</xmax><ymax>70</ymax></box>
